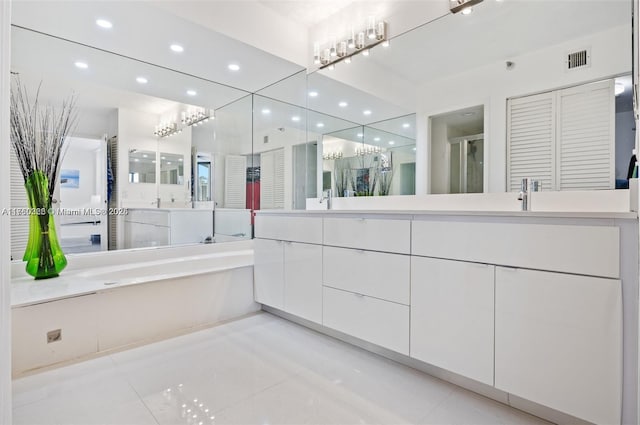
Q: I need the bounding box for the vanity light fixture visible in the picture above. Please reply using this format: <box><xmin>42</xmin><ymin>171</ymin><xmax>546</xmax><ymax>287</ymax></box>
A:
<box><xmin>170</xmin><ymin>44</ymin><xmax>184</xmax><ymax>53</ymax></box>
<box><xmin>136</xmin><ymin>76</ymin><xmax>148</xmax><ymax>84</ymax></box>
<box><xmin>154</xmin><ymin>122</ymin><xmax>179</xmax><ymax>138</ymax></box>
<box><xmin>450</xmin><ymin>0</ymin><xmax>484</xmax><ymax>14</ymax></box>
<box><xmin>96</xmin><ymin>19</ymin><xmax>113</xmax><ymax>29</ymax></box>
<box><xmin>323</xmin><ymin>151</ymin><xmax>343</xmax><ymax>160</ymax></box>
<box><xmin>74</xmin><ymin>61</ymin><xmax>88</xmax><ymax>69</ymax></box>
<box><xmin>356</xmin><ymin>146</ymin><xmax>381</xmax><ymax>156</ymax></box>
<box><xmin>313</xmin><ymin>17</ymin><xmax>388</xmax><ymax>70</ymax></box>
<box><xmin>182</xmin><ymin>108</ymin><xmax>214</xmax><ymax>127</ymax></box>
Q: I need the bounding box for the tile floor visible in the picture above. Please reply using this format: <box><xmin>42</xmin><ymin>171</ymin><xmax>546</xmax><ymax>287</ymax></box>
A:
<box><xmin>13</xmin><ymin>312</ymin><xmax>550</xmax><ymax>425</ymax></box>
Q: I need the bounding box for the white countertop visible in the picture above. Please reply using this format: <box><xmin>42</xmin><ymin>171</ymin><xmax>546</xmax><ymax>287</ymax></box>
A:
<box><xmin>256</xmin><ymin>209</ymin><xmax>638</xmax><ymax>220</ymax></box>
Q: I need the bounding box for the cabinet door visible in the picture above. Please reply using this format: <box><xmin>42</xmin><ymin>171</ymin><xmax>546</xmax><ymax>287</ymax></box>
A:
<box><xmin>253</xmin><ymin>238</ymin><xmax>284</xmax><ymax>309</ymax></box>
<box><xmin>284</xmin><ymin>242</ymin><xmax>322</xmax><ymax>323</ymax></box>
<box><xmin>495</xmin><ymin>267</ymin><xmax>622</xmax><ymax>425</ymax></box>
<box><xmin>410</xmin><ymin>257</ymin><xmax>494</xmax><ymax>385</ymax></box>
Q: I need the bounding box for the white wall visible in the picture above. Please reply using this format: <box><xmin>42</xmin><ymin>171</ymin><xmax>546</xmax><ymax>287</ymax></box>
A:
<box><xmin>417</xmin><ymin>24</ymin><xmax>632</xmax><ymax>193</ymax></box>
<box><xmin>0</xmin><ymin>1</ymin><xmax>11</xmax><ymax>422</ymax></box>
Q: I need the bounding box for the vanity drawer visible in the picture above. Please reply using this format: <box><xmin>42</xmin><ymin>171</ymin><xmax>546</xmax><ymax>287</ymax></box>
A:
<box><xmin>323</xmin><ymin>217</ymin><xmax>410</xmax><ymax>254</ymax></box>
<box><xmin>255</xmin><ymin>215</ymin><xmax>322</xmax><ymax>244</ymax></box>
<box><xmin>411</xmin><ymin>220</ymin><xmax>619</xmax><ymax>278</ymax></box>
<box><xmin>323</xmin><ymin>246</ymin><xmax>410</xmax><ymax>305</ymax></box>
<box><xmin>322</xmin><ymin>287</ymin><xmax>409</xmax><ymax>355</ymax></box>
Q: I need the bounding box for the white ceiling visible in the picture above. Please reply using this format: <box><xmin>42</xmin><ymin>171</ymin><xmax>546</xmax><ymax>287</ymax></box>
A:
<box><xmin>259</xmin><ymin>0</ymin><xmax>354</xmax><ymax>27</ymax></box>
<box><xmin>11</xmin><ymin>0</ymin><xmax>304</xmax><ymax>93</ymax></box>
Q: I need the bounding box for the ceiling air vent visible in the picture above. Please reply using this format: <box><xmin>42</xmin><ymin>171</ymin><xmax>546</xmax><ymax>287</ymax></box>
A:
<box><xmin>566</xmin><ymin>48</ymin><xmax>591</xmax><ymax>71</ymax></box>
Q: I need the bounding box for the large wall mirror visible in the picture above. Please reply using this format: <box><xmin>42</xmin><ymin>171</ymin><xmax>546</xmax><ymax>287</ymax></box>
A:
<box><xmin>308</xmin><ymin>0</ymin><xmax>632</xmax><ymax>195</ymax></box>
<box><xmin>9</xmin><ymin>20</ymin><xmax>303</xmax><ymax>257</ymax></box>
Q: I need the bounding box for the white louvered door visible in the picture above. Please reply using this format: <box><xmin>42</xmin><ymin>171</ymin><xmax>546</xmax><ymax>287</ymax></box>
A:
<box><xmin>224</xmin><ymin>155</ymin><xmax>247</xmax><ymax>208</ymax></box>
<box><xmin>507</xmin><ymin>91</ymin><xmax>556</xmax><ymax>192</ymax></box>
<box><xmin>507</xmin><ymin>79</ymin><xmax>615</xmax><ymax>191</ymax></box>
<box><xmin>557</xmin><ymin>80</ymin><xmax>615</xmax><ymax>190</ymax></box>
<box><xmin>10</xmin><ymin>148</ymin><xmax>28</xmax><ymax>261</ymax></box>
<box><xmin>260</xmin><ymin>148</ymin><xmax>285</xmax><ymax>209</ymax></box>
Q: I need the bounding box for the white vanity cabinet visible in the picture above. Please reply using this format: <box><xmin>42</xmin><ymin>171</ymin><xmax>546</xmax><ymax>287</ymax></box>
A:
<box><xmin>253</xmin><ymin>215</ymin><xmax>323</xmax><ymax>323</ymax></box>
<box><xmin>494</xmin><ymin>267</ymin><xmax>622</xmax><ymax>425</ymax></box>
<box><xmin>253</xmin><ymin>238</ymin><xmax>284</xmax><ymax>309</ymax></box>
<box><xmin>410</xmin><ymin>257</ymin><xmax>495</xmax><ymax>386</ymax></box>
<box><xmin>283</xmin><ymin>242</ymin><xmax>322</xmax><ymax>323</ymax></box>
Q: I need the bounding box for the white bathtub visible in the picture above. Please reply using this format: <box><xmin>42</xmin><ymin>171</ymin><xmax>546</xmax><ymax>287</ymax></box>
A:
<box><xmin>11</xmin><ymin>243</ymin><xmax>259</xmax><ymax>376</ymax></box>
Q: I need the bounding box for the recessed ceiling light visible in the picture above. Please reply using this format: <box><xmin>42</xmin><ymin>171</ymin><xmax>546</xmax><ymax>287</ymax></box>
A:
<box><xmin>388</xmin><ymin>140</ymin><xmax>395</xmax><ymax>145</ymax></box>
<box><xmin>161</xmin><ymin>156</ymin><xmax>166</xmax><ymax>160</ymax></box>
<box><xmin>136</xmin><ymin>77</ymin><xmax>148</xmax><ymax>84</ymax></box>
<box><xmin>374</xmin><ymin>137</ymin><xmax>381</xmax><ymax>142</ymax></box>
<box><xmin>261</xmin><ymin>108</ymin><xmax>271</xmax><ymax>114</ymax></box>
<box><xmin>291</xmin><ymin>116</ymin><xmax>301</xmax><ymax>122</ymax></box>
<box><xmin>413</xmin><ymin>147</ymin><xmax>417</xmax><ymax>151</ymax></box>
<box><xmin>186</xmin><ymin>90</ymin><xmax>197</xmax><ymax>96</ymax></box>
<box><xmin>170</xmin><ymin>44</ymin><xmax>184</xmax><ymax>53</ymax></box>
<box><xmin>96</xmin><ymin>19</ymin><xmax>112</xmax><ymax>29</ymax></box>
<box><xmin>316</xmin><ymin>123</ymin><xmax>325</xmax><ymax>128</ymax></box>
<box><xmin>74</xmin><ymin>61</ymin><xmax>88</xmax><ymax>69</ymax></box>
<box><xmin>134</xmin><ymin>158</ymin><xmax>139</xmax><ymax>162</ymax></box>
<box><xmin>402</xmin><ymin>123</ymin><xmax>410</xmax><ymax>128</ymax></box>
<box><xmin>228</xmin><ymin>63</ymin><xmax>240</xmax><ymax>71</ymax></box>
<box><xmin>338</xmin><ymin>101</ymin><xmax>348</xmax><ymax>108</ymax></box>
<box><xmin>462</xmin><ymin>7</ymin><xmax>473</xmax><ymax>15</ymax></box>
<box><xmin>357</xmin><ymin>133</ymin><xmax>363</xmax><ymax>138</ymax></box>
<box><xmin>363</xmin><ymin>110</ymin><xmax>372</xmax><ymax>116</ymax></box>
<box><xmin>167</xmin><ymin>162</ymin><xmax>172</xmax><ymax>165</ymax></box>
<box><xmin>308</xmin><ymin>91</ymin><xmax>318</xmax><ymax>97</ymax></box>
<box><xmin>143</xmin><ymin>154</ymin><xmax>148</xmax><ymax>158</ymax></box>
<box><xmin>179</xmin><ymin>158</ymin><xmax>183</xmax><ymax>161</ymax></box>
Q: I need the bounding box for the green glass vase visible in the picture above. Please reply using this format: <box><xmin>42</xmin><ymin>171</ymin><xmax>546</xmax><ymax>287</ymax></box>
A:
<box><xmin>23</xmin><ymin>171</ymin><xmax>67</xmax><ymax>279</ymax></box>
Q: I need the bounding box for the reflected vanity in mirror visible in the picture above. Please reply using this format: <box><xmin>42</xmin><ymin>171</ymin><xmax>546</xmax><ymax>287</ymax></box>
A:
<box><xmin>160</xmin><ymin>153</ymin><xmax>184</xmax><ymax>185</ymax></box>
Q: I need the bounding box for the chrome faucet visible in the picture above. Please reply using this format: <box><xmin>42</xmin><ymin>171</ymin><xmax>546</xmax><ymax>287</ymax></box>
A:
<box><xmin>517</xmin><ymin>178</ymin><xmax>541</xmax><ymax>211</ymax></box>
<box><xmin>320</xmin><ymin>189</ymin><xmax>332</xmax><ymax>210</ymax></box>
<box><xmin>517</xmin><ymin>178</ymin><xmax>529</xmax><ymax>211</ymax></box>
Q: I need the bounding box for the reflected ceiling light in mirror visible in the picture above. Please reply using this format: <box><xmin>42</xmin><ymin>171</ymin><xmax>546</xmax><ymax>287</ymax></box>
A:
<box><xmin>374</xmin><ymin>137</ymin><xmax>381</xmax><ymax>142</ymax></box>
<box><xmin>388</xmin><ymin>140</ymin><xmax>395</xmax><ymax>145</ymax></box>
<box><xmin>316</xmin><ymin>123</ymin><xmax>325</xmax><ymax>128</ymax></box>
<box><xmin>228</xmin><ymin>63</ymin><xmax>240</xmax><ymax>71</ymax></box>
<box><xmin>357</xmin><ymin>133</ymin><xmax>364</xmax><ymax>138</ymax></box>
<box><xmin>96</xmin><ymin>19</ymin><xmax>113</xmax><ymax>29</ymax></box>
<box><xmin>261</xmin><ymin>108</ymin><xmax>271</xmax><ymax>114</ymax></box>
<box><xmin>186</xmin><ymin>90</ymin><xmax>197</xmax><ymax>96</ymax></box>
<box><xmin>74</xmin><ymin>61</ymin><xmax>88</xmax><ymax>69</ymax></box>
<box><xmin>170</xmin><ymin>44</ymin><xmax>184</xmax><ymax>53</ymax></box>
<box><xmin>291</xmin><ymin>116</ymin><xmax>301</xmax><ymax>122</ymax></box>
<box><xmin>308</xmin><ymin>91</ymin><xmax>318</xmax><ymax>97</ymax></box>
<box><xmin>363</xmin><ymin>110</ymin><xmax>372</xmax><ymax>116</ymax></box>
<box><xmin>338</xmin><ymin>101</ymin><xmax>348</xmax><ymax>108</ymax></box>
<box><xmin>413</xmin><ymin>147</ymin><xmax>417</xmax><ymax>151</ymax></box>
<box><xmin>136</xmin><ymin>76</ymin><xmax>148</xmax><ymax>84</ymax></box>
<box><xmin>450</xmin><ymin>0</ymin><xmax>484</xmax><ymax>14</ymax></box>
<box><xmin>403</xmin><ymin>123</ymin><xmax>410</xmax><ymax>128</ymax></box>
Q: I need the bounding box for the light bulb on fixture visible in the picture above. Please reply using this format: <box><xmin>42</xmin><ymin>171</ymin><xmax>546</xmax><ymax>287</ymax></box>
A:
<box><xmin>330</xmin><ymin>40</ymin><xmax>337</xmax><ymax>57</ymax></box>
<box><xmin>313</xmin><ymin>42</ymin><xmax>321</xmax><ymax>65</ymax></box>
<box><xmin>462</xmin><ymin>7</ymin><xmax>473</xmax><ymax>14</ymax></box>
<box><xmin>356</xmin><ymin>32</ymin><xmax>365</xmax><ymax>49</ymax></box>
<box><xmin>362</xmin><ymin>49</ymin><xmax>370</xmax><ymax>57</ymax></box>
<box><xmin>367</xmin><ymin>16</ymin><xmax>376</xmax><ymax>39</ymax></box>
<box><xmin>328</xmin><ymin>64</ymin><xmax>335</xmax><ymax>70</ymax></box>
<box><xmin>338</xmin><ymin>41</ymin><xmax>347</xmax><ymax>57</ymax></box>
<box><xmin>347</xmin><ymin>28</ymin><xmax>355</xmax><ymax>49</ymax></box>
<box><xmin>382</xmin><ymin>40</ymin><xmax>390</xmax><ymax>47</ymax></box>
<box><xmin>344</xmin><ymin>57</ymin><xmax>352</xmax><ymax>64</ymax></box>
<box><xmin>376</xmin><ymin>21</ymin><xmax>386</xmax><ymax>41</ymax></box>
